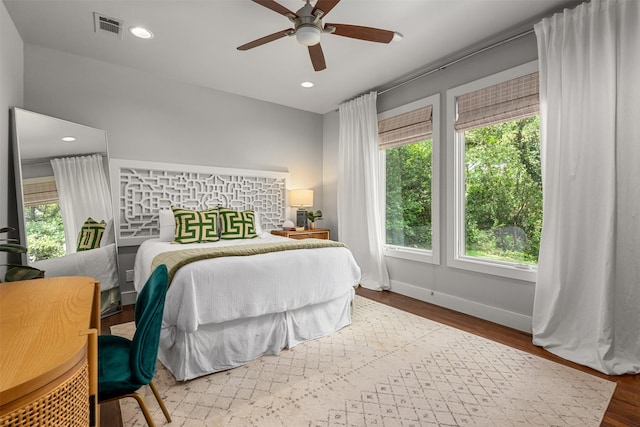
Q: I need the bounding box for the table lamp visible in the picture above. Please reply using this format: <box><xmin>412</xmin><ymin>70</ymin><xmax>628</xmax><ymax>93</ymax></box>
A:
<box><xmin>289</xmin><ymin>189</ymin><xmax>313</xmax><ymax>227</ymax></box>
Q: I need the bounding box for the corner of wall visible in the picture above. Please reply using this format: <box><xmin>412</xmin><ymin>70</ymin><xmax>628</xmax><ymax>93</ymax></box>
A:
<box><xmin>1</xmin><ymin>2</ymin><xmax>24</xmax><ymax>277</ymax></box>
<box><xmin>322</xmin><ymin>110</ymin><xmax>340</xmax><ymax>240</ymax></box>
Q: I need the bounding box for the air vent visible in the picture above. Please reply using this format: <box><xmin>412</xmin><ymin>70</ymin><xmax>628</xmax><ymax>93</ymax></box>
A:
<box><xmin>93</xmin><ymin>13</ymin><xmax>123</xmax><ymax>39</ymax></box>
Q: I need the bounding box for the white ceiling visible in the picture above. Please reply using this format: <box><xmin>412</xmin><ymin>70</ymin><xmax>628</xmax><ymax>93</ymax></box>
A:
<box><xmin>4</xmin><ymin>0</ymin><xmax>574</xmax><ymax>114</ymax></box>
<box><xmin>15</xmin><ymin>108</ymin><xmax>107</xmax><ymax>160</ymax></box>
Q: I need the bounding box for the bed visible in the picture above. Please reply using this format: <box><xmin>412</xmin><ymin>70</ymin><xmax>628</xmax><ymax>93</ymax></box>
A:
<box><xmin>113</xmin><ymin>160</ymin><xmax>361</xmax><ymax>380</ymax></box>
<box><xmin>32</xmin><ymin>243</ymin><xmax>120</xmax><ymax>314</ymax></box>
<box><xmin>134</xmin><ymin>231</ymin><xmax>361</xmax><ymax>381</ymax></box>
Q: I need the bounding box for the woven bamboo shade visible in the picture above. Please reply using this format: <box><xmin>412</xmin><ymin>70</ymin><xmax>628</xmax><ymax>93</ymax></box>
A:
<box><xmin>378</xmin><ymin>105</ymin><xmax>432</xmax><ymax>150</ymax></box>
<box><xmin>22</xmin><ymin>177</ymin><xmax>58</xmax><ymax>207</ymax></box>
<box><xmin>455</xmin><ymin>72</ymin><xmax>539</xmax><ymax>131</ymax></box>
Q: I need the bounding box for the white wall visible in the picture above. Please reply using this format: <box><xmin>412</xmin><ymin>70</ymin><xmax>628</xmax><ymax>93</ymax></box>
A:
<box><xmin>23</xmin><ymin>44</ymin><xmax>323</xmax><ymax>188</ymax></box>
<box><xmin>1</xmin><ymin>1</ymin><xmax>23</xmax><ymax>278</ymax></box>
<box><xmin>323</xmin><ymin>33</ymin><xmax>540</xmax><ymax>332</ymax></box>
<box><xmin>21</xmin><ymin>44</ymin><xmax>324</xmax><ymax>298</ymax></box>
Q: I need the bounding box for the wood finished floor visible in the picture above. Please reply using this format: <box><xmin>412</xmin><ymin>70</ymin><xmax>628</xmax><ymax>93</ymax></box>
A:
<box><xmin>100</xmin><ymin>288</ymin><xmax>640</xmax><ymax>427</ymax></box>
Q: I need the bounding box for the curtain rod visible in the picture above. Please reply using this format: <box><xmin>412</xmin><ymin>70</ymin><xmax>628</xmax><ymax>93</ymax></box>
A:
<box><xmin>21</xmin><ymin>152</ymin><xmax>107</xmax><ymax>166</ymax></box>
<box><xmin>335</xmin><ymin>27</ymin><xmax>535</xmax><ymax>110</ymax></box>
<box><xmin>379</xmin><ymin>28</ymin><xmax>535</xmax><ymax>96</ymax></box>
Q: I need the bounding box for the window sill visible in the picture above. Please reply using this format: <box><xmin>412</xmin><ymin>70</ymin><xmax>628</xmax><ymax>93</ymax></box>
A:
<box><xmin>448</xmin><ymin>255</ymin><xmax>537</xmax><ymax>282</ymax></box>
<box><xmin>384</xmin><ymin>246</ymin><xmax>437</xmax><ymax>264</ymax></box>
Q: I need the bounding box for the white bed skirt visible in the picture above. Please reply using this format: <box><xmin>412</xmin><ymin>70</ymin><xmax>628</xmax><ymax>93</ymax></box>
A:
<box><xmin>158</xmin><ymin>289</ymin><xmax>354</xmax><ymax>381</ymax></box>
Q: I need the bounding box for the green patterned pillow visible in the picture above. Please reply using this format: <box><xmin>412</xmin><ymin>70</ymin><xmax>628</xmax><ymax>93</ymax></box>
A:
<box><xmin>171</xmin><ymin>206</ymin><xmax>219</xmax><ymax>244</ymax></box>
<box><xmin>218</xmin><ymin>208</ymin><xmax>258</xmax><ymax>240</ymax></box>
<box><xmin>77</xmin><ymin>218</ymin><xmax>106</xmax><ymax>251</ymax></box>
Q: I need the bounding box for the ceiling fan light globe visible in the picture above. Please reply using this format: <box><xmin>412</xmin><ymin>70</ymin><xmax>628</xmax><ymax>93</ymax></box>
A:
<box><xmin>296</xmin><ymin>25</ymin><xmax>321</xmax><ymax>46</ymax></box>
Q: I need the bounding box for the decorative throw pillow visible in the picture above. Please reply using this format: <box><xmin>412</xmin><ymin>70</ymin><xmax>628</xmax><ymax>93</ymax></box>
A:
<box><xmin>77</xmin><ymin>218</ymin><xmax>106</xmax><ymax>251</ymax></box>
<box><xmin>218</xmin><ymin>208</ymin><xmax>258</xmax><ymax>240</ymax></box>
<box><xmin>171</xmin><ymin>206</ymin><xmax>219</xmax><ymax>244</ymax></box>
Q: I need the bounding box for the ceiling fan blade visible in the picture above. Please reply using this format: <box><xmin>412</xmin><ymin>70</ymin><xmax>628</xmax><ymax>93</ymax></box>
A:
<box><xmin>326</xmin><ymin>23</ymin><xmax>395</xmax><ymax>43</ymax></box>
<box><xmin>308</xmin><ymin>44</ymin><xmax>326</xmax><ymax>71</ymax></box>
<box><xmin>237</xmin><ymin>29</ymin><xmax>292</xmax><ymax>51</ymax></box>
<box><xmin>251</xmin><ymin>0</ymin><xmax>298</xmax><ymax>18</ymax></box>
<box><xmin>312</xmin><ymin>0</ymin><xmax>340</xmax><ymax>17</ymax></box>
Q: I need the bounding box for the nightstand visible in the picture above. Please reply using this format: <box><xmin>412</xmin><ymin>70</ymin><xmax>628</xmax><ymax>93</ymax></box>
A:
<box><xmin>271</xmin><ymin>228</ymin><xmax>330</xmax><ymax>240</ymax></box>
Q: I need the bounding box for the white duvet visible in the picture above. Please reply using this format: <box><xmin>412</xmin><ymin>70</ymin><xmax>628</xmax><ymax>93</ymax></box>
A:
<box><xmin>134</xmin><ymin>233</ymin><xmax>361</xmax><ymax>334</ymax></box>
<box><xmin>32</xmin><ymin>243</ymin><xmax>119</xmax><ymax>291</ymax></box>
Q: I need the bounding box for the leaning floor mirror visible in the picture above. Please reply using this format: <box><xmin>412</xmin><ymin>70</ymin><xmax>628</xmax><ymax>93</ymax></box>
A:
<box><xmin>11</xmin><ymin>107</ymin><xmax>121</xmax><ymax>316</ymax></box>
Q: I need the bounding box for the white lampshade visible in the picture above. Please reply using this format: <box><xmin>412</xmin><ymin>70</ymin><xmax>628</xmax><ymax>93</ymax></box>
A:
<box><xmin>289</xmin><ymin>189</ymin><xmax>313</xmax><ymax>207</ymax></box>
<box><xmin>296</xmin><ymin>25</ymin><xmax>321</xmax><ymax>46</ymax></box>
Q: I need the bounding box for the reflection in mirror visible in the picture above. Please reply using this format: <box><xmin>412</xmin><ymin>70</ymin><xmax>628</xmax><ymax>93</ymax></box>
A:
<box><xmin>12</xmin><ymin>108</ymin><xmax>120</xmax><ymax>315</ymax></box>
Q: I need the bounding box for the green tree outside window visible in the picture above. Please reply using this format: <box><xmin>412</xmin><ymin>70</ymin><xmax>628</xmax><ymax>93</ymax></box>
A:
<box><xmin>385</xmin><ymin>139</ymin><xmax>432</xmax><ymax>250</ymax></box>
<box><xmin>24</xmin><ymin>203</ymin><xmax>66</xmax><ymax>262</ymax></box>
<box><xmin>463</xmin><ymin>116</ymin><xmax>542</xmax><ymax>264</ymax></box>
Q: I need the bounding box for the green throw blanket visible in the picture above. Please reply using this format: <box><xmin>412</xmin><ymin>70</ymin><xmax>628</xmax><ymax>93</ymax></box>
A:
<box><xmin>151</xmin><ymin>238</ymin><xmax>347</xmax><ymax>284</ymax></box>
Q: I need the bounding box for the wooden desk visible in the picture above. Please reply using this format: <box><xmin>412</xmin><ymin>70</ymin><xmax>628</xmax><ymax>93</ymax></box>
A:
<box><xmin>0</xmin><ymin>276</ymin><xmax>100</xmax><ymax>426</ymax></box>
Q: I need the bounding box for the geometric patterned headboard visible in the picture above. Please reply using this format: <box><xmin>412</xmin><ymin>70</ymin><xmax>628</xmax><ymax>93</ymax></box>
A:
<box><xmin>109</xmin><ymin>159</ymin><xmax>289</xmax><ymax>246</ymax></box>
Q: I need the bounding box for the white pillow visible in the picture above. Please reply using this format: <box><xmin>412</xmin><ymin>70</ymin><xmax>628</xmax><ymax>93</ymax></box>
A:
<box><xmin>254</xmin><ymin>211</ymin><xmax>263</xmax><ymax>235</ymax></box>
<box><xmin>158</xmin><ymin>209</ymin><xmax>176</xmax><ymax>241</ymax></box>
<box><xmin>100</xmin><ymin>218</ymin><xmax>115</xmax><ymax>247</ymax></box>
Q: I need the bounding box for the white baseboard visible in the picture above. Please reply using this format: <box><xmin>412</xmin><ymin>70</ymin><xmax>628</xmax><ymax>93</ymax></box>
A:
<box><xmin>121</xmin><ymin>290</ymin><xmax>137</xmax><ymax>306</ymax></box>
<box><xmin>389</xmin><ymin>280</ymin><xmax>532</xmax><ymax>333</ymax></box>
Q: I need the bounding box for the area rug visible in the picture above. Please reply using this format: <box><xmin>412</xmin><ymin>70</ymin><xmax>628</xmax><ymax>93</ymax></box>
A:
<box><xmin>111</xmin><ymin>296</ymin><xmax>615</xmax><ymax>426</ymax></box>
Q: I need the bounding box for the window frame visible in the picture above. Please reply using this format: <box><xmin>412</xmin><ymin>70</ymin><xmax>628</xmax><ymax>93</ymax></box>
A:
<box><xmin>378</xmin><ymin>93</ymin><xmax>440</xmax><ymax>265</ymax></box>
<box><xmin>446</xmin><ymin>61</ymin><xmax>538</xmax><ymax>282</ymax></box>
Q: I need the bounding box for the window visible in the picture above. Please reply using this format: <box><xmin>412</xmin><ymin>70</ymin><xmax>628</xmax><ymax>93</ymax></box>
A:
<box><xmin>447</xmin><ymin>61</ymin><xmax>540</xmax><ymax>281</ymax></box>
<box><xmin>378</xmin><ymin>94</ymin><xmax>439</xmax><ymax>264</ymax></box>
<box><xmin>22</xmin><ymin>177</ymin><xmax>66</xmax><ymax>262</ymax></box>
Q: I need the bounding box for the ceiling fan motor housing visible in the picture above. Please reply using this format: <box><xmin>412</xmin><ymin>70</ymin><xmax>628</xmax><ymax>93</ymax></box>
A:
<box><xmin>292</xmin><ymin>2</ymin><xmax>322</xmax><ymax>46</ymax></box>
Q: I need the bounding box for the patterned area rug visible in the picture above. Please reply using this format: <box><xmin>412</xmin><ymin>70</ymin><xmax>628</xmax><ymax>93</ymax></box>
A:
<box><xmin>111</xmin><ymin>296</ymin><xmax>615</xmax><ymax>426</ymax></box>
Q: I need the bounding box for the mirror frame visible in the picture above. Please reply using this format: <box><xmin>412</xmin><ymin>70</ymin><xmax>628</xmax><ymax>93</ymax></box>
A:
<box><xmin>11</xmin><ymin>107</ymin><xmax>115</xmax><ymax>264</ymax></box>
<box><xmin>11</xmin><ymin>108</ymin><xmax>121</xmax><ymax>316</ymax></box>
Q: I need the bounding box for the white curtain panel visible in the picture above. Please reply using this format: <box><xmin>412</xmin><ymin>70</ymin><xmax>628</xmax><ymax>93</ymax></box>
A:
<box><xmin>338</xmin><ymin>92</ymin><xmax>390</xmax><ymax>290</ymax></box>
<box><xmin>51</xmin><ymin>154</ymin><xmax>113</xmax><ymax>254</ymax></box>
<box><xmin>532</xmin><ymin>0</ymin><xmax>640</xmax><ymax>375</ymax></box>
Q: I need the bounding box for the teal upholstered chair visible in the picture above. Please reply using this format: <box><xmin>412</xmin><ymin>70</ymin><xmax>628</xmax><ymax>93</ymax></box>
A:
<box><xmin>98</xmin><ymin>264</ymin><xmax>172</xmax><ymax>426</ymax></box>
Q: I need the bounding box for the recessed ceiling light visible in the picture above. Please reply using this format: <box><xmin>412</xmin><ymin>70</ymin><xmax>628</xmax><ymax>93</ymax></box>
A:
<box><xmin>61</xmin><ymin>136</ymin><xmax>76</xmax><ymax>142</ymax></box>
<box><xmin>392</xmin><ymin>32</ymin><xmax>403</xmax><ymax>42</ymax></box>
<box><xmin>301</xmin><ymin>81</ymin><xmax>314</xmax><ymax>88</ymax></box>
<box><xmin>129</xmin><ymin>26</ymin><xmax>154</xmax><ymax>39</ymax></box>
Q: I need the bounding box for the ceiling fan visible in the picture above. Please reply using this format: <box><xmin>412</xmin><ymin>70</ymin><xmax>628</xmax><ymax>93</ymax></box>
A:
<box><xmin>237</xmin><ymin>0</ymin><xmax>396</xmax><ymax>72</ymax></box>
